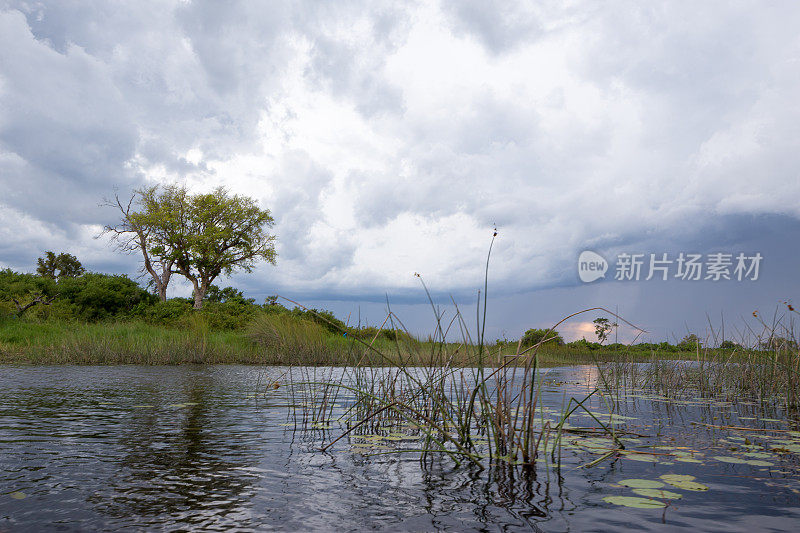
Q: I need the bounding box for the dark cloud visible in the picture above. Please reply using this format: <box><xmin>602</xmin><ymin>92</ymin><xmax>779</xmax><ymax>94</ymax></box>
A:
<box><xmin>440</xmin><ymin>0</ymin><xmax>546</xmax><ymax>54</ymax></box>
<box><xmin>0</xmin><ymin>0</ymin><xmax>798</xmax><ymax>346</ymax></box>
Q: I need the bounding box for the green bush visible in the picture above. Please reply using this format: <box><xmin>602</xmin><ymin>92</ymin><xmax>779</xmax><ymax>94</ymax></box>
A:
<box><xmin>0</xmin><ymin>300</ymin><xmax>16</xmax><ymax>320</ymax></box>
<box><xmin>203</xmin><ymin>285</ymin><xmax>256</xmax><ymax>305</ymax></box>
<box><xmin>521</xmin><ymin>328</ymin><xmax>564</xmax><ymax>347</ymax></box>
<box><xmin>55</xmin><ymin>273</ymin><xmax>157</xmax><ymax>321</ymax></box>
<box><xmin>288</xmin><ymin>307</ymin><xmax>348</xmax><ymax>335</ymax></box>
<box><xmin>0</xmin><ymin>269</ymin><xmax>57</xmax><ymax>300</ymax></box>
<box><xmin>677</xmin><ymin>334</ymin><xmax>702</xmax><ymax>351</ymax></box>
<box><xmin>567</xmin><ymin>338</ymin><xmax>602</xmax><ymax>350</ymax></box>
<box><xmin>195</xmin><ymin>301</ymin><xmax>259</xmax><ymax>331</ymax></box>
<box><xmin>133</xmin><ymin>298</ymin><xmax>193</xmax><ymax>325</ymax></box>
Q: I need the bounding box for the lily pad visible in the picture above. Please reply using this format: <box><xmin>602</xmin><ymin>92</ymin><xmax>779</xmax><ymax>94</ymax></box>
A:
<box><xmin>713</xmin><ymin>456</ymin><xmax>749</xmax><ymax>464</ymax></box>
<box><xmin>663</xmin><ymin>479</ymin><xmax>709</xmax><ymax>491</ymax></box>
<box><xmin>745</xmin><ymin>459</ymin><xmax>773</xmax><ymax>467</ymax></box>
<box><xmin>744</xmin><ymin>452</ymin><xmax>772</xmax><ymax>459</ymax></box>
<box><xmin>603</xmin><ymin>496</ymin><xmax>666</xmax><ymax>509</ymax></box>
<box><xmin>618</xmin><ymin>479</ymin><xmax>665</xmax><ymax>489</ymax></box>
<box><xmin>9</xmin><ymin>491</ymin><xmax>26</xmax><ymax>500</ymax></box>
<box><xmin>625</xmin><ymin>453</ymin><xmax>659</xmax><ymax>462</ymax></box>
<box><xmin>632</xmin><ymin>488</ymin><xmax>683</xmax><ymax>500</ymax></box>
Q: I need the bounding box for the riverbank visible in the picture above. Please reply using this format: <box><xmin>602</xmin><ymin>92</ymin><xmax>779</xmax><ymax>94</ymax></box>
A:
<box><xmin>0</xmin><ymin>317</ymin><xmax>727</xmax><ymax>366</ymax></box>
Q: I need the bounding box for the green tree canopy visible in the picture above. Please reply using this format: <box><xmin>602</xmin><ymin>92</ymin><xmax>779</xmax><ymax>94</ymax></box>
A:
<box><xmin>202</xmin><ymin>284</ymin><xmax>255</xmax><ymax>305</ymax></box>
<box><xmin>678</xmin><ymin>334</ymin><xmax>702</xmax><ymax>351</ymax></box>
<box><xmin>36</xmin><ymin>251</ymin><xmax>85</xmax><ymax>280</ymax></box>
<box><xmin>132</xmin><ymin>185</ymin><xmax>277</xmax><ymax>309</ymax></box>
<box><xmin>593</xmin><ymin>317</ymin><xmax>618</xmax><ymax>344</ymax></box>
<box><xmin>55</xmin><ymin>273</ymin><xmax>157</xmax><ymax>321</ymax></box>
<box><xmin>521</xmin><ymin>328</ymin><xmax>564</xmax><ymax>347</ymax></box>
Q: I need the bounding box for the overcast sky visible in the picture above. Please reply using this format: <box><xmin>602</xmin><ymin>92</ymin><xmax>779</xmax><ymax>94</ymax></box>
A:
<box><xmin>1</xmin><ymin>1</ymin><xmax>798</xmax><ymax>343</ymax></box>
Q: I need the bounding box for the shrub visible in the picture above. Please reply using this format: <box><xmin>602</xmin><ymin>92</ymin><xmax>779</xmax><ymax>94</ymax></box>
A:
<box><xmin>720</xmin><ymin>340</ymin><xmax>741</xmax><ymax>350</ymax></box>
<box><xmin>677</xmin><ymin>334</ymin><xmax>702</xmax><ymax>351</ymax></box>
<box><xmin>567</xmin><ymin>338</ymin><xmax>602</xmax><ymax>350</ymax></box>
<box><xmin>196</xmin><ymin>301</ymin><xmax>259</xmax><ymax>330</ymax></box>
<box><xmin>203</xmin><ymin>285</ymin><xmax>256</xmax><ymax>305</ymax></box>
<box><xmin>55</xmin><ymin>273</ymin><xmax>157</xmax><ymax>321</ymax></box>
<box><xmin>134</xmin><ymin>299</ymin><xmax>193</xmax><ymax>325</ymax></box>
<box><xmin>288</xmin><ymin>307</ymin><xmax>348</xmax><ymax>335</ymax></box>
<box><xmin>0</xmin><ymin>269</ymin><xmax>57</xmax><ymax>300</ymax></box>
<box><xmin>521</xmin><ymin>328</ymin><xmax>564</xmax><ymax>347</ymax></box>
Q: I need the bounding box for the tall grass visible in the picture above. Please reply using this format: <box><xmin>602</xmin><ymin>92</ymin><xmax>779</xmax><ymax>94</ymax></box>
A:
<box><xmin>597</xmin><ymin>308</ymin><xmax>800</xmax><ymax>411</ymax></box>
<box><xmin>0</xmin><ymin>318</ymin><xmax>262</xmax><ymax>364</ymax></box>
<box><xmin>280</xmin><ymin>234</ymin><xmax>636</xmax><ymax>470</ymax></box>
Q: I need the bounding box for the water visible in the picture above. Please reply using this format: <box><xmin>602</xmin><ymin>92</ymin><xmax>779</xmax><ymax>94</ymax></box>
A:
<box><xmin>1</xmin><ymin>365</ymin><xmax>799</xmax><ymax>531</ymax></box>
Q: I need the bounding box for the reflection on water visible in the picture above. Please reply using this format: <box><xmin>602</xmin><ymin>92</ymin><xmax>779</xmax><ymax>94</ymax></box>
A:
<box><xmin>0</xmin><ymin>365</ymin><xmax>799</xmax><ymax>532</ymax></box>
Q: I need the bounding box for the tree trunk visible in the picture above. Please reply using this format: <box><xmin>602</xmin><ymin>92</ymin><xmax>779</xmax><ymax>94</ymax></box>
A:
<box><xmin>138</xmin><ymin>232</ymin><xmax>172</xmax><ymax>302</ymax></box>
<box><xmin>192</xmin><ymin>279</ymin><xmax>209</xmax><ymax>309</ymax></box>
<box><xmin>192</xmin><ymin>281</ymin><xmax>203</xmax><ymax>309</ymax></box>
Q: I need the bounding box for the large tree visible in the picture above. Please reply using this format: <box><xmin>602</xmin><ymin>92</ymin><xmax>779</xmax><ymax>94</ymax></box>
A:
<box><xmin>102</xmin><ymin>190</ymin><xmax>175</xmax><ymax>301</ymax></box>
<box><xmin>124</xmin><ymin>185</ymin><xmax>276</xmax><ymax>309</ymax></box>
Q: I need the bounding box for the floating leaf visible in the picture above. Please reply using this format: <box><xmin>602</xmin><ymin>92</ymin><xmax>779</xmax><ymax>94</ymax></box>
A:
<box><xmin>660</xmin><ymin>474</ymin><xmax>691</xmax><ymax>482</ymax></box>
<box><xmin>745</xmin><ymin>459</ymin><xmax>773</xmax><ymax>467</ymax></box>
<box><xmin>625</xmin><ymin>453</ymin><xmax>659</xmax><ymax>462</ymax></box>
<box><xmin>603</xmin><ymin>496</ymin><xmax>666</xmax><ymax>509</ymax></box>
<box><xmin>713</xmin><ymin>456</ymin><xmax>749</xmax><ymax>464</ymax></box>
<box><xmin>619</xmin><ymin>479</ymin><xmax>665</xmax><ymax>489</ymax></box>
<box><xmin>663</xmin><ymin>479</ymin><xmax>709</xmax><ymax>491</ymax></box>
<box><xmin>9</xmin><ymin>491</ymin><xmax>25</xmax><ymax>500</ymax></box>
<box><xmin>632</xmin><ymin>488</ymin><xmax>683</xmax><ymax>500</ymax></box>
<box><xmin>744</xmin><ymin>452</ymin><xmax>772</xmax><ymax>459</ymax></box>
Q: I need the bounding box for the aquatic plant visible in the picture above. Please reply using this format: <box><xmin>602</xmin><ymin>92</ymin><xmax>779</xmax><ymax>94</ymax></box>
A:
<box><xmin>277</xmin><ymin>234</ymin><xmax>643</xmax><ymax>470</ymax></box>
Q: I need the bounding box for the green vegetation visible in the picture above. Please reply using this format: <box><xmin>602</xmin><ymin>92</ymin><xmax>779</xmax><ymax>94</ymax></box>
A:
<box><xmin>521</xmin><ymin>328</ymin><xmax>564</xmax><ymax>347</ymax></box>
<box><xmin>0</xmin><ymin>260</ymin><xmax>791</xmax><ymax>367</ymax></box>
<box><xmin>36</xmin><ymin>251</ymin><xmax>85</xmax><ymax>280</ymax></box>
<box><xmin>1</xmin><ymin>253</ymin><xmax>797</xmax><ymax>384</ymax></box>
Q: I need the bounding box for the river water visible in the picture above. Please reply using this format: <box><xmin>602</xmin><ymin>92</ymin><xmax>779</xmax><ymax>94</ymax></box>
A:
<box><xmin>1</xmin><ymin>365</ymin><xmax>799</xmax><ymax>531</ymax></box>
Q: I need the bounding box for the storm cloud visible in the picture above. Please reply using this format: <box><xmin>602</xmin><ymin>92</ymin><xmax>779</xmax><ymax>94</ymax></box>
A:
<box><xmin>1</xmin><ymin>1</ymin><xmax>798</xmax><ymax>339</ymax></box>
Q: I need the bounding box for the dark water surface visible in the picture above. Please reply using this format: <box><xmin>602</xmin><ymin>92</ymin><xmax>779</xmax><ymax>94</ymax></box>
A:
<box><xmin>1</xmin><ymin>365</ymin><xmax>799</xmax><ymax>532</ymax></box>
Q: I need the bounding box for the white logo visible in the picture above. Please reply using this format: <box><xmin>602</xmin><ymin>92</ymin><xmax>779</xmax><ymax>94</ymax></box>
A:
<box><xmin>578</xmin><ymin>251</ymin><xmax>608</xmax><ymax>283</ymax></box>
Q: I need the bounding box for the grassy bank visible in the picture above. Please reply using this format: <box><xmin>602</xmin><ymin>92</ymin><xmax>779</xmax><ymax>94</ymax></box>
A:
<box><xmin>0</xmin><ymin>314</ymin><xmax>729</xmax><ymax>366</ymax></box>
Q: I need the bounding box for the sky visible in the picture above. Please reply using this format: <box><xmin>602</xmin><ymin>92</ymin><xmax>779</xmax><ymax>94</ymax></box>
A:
<box><xmin>1</xmin><ymin>1</ymin><xmax>799</xmax><ymax>344</ymax></box>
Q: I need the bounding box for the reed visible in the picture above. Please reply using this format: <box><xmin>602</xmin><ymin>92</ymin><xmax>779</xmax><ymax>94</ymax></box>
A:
<box><xmin>597</xmin><ymin>309</ymin><xmax>800</xmax><ymax>411</ymax></box>
<box><xmin>279</xmin><ymin>235</ymin><xmax>633</xmax><ymax>470</ymax></box>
